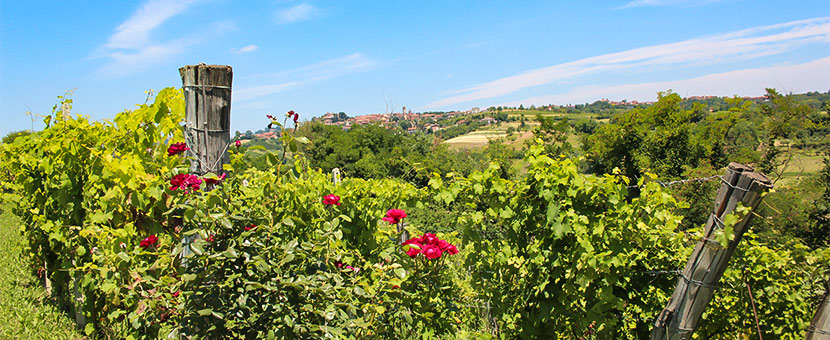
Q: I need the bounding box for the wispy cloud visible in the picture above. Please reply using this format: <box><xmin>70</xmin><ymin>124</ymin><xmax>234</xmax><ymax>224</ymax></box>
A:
<box><xmin>231</xmin><ymin>44</ymin><xmax>259</xmax><ymax>54</ymax></box>
<box><xmin>502</xmin><ymin>57</ymin><xmax>830</xmax><ymax>107</ymax></box>
<box><xmin>619</xmin><ymin>0</ymin><xmax>722</xmax><ymax>9</ymax></box>
<box><xmin>94</xmin><ymin>0</ymin><xmax>198</xmax><ymax>79</ymax></box>
<box><xmin>106</xmin><ymin>0</ymin><xmax>196</xmax><ymax>49</ymax></box>
<box><xmin>274</xmin><ymin>3</ymin><xmax>318</xmax><ymax>24</ymax></box>
<box><xmin>235</xmin><ymin>53</ymin><xmax>376</xmax><ymax>101</ymax></box>
<box><xmin>97</xmin><ymin>41</ymin><xmax>191</xmax><ymax>79</ymax></box>
<box><xmin>423</xmin><ymin>17</ymin><xmax>830</xmax><ymax>109</ymax></box>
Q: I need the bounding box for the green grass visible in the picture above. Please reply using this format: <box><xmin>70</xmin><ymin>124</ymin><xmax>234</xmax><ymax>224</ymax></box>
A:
<box><xmin>776</xmin><ymin>151</ymin><xmax>825</xmax><ymax>186</ymax></box>
<box><xmin>503</xmin><ymin>109</ymin><xmax>602</xmax><ymax>121</ymax></box>
<box><xmin>0</xmin><ymin>204</ymin><xmax>83</xmax><ymax>340</ymax></box>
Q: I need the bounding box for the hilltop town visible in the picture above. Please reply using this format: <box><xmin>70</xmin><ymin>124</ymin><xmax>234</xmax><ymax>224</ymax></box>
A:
<box><xmin>239</xmin><ymin>94</ymin><xmax>780</xmax><ymax>140</ymax></box>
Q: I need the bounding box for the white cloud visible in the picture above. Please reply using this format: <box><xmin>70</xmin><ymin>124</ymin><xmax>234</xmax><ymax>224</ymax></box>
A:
<box><xmin>97</xmin><ymin>41</ymin><xmax>190</xmax><ymax>78</ymax></box>
<box><xmin>274</xmin><ymin>3</ymin><xmax>317</xmax><ymax>24</ymax></box>
<box><xmin>235</xmin><ymin>53</ymin><xmax>375</xmax><ymax>101</ymax></box>
<box><xmin>423</xmin><ymin>17</ymin><xmax>830</xmax><ymax>109</ymax></box>
<box><xmin>93</xmin><ymin>0</ymin><xmax>198</xmax><ymax>79</ymax></box>
<box><xmin>106</xmin><ymin>0</ymin><xmax>196</xmax><ymax>49</ymax></box>
<box><xmin>501</xmin><ymin>57</ymin><xmax>830</xmax><ymax>107</ymax></box>
<box><xmin>231</xmin><ymin>44</ymin><xmax>259</xmax><ymax>54</ymax></box>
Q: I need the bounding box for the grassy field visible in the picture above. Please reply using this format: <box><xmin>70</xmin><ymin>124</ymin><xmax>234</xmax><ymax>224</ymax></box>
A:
<box><xmin>444</xmin><ymin>120</ymin><xmax>583</xmax><ymax>150</ymax></box>
<box><xmin>777</xmin><ymin>151</ymin><xmax>825</xmax><ymax>185</ymax></box>
<box><xmin>502</xmin><ymin>109</ymin><xmax>603</xmax><ymax>121</ymax></box>
<box><xmin>445</xmin><ymin>108</ymin><xmax>606</xmax><ymax>150</ymax></box>
<box><xmin>0</xmin><ymin>204</ymin><xmax>82</xmax><ymax>340</ymax></box>
<box><xmin>444</xmin><ymin>130</ymin><xmax>508</xmax><ymax>148</ymax></box>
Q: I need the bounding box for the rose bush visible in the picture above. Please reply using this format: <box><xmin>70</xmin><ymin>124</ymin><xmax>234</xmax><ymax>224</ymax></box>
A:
<box><xmin>403</xmin><ymin>233</ymin><xmax>459</xmax><ymax>259</ymax></box>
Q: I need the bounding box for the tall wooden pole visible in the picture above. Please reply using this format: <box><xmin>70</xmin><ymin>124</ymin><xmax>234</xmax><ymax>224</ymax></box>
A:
<box><xmin>651</xmin><ymin>163</ymin><xmax>772</xmax><ymax>340</ymax></box>
<box><xmin>179</xmin><ymin>64</ymin><xmax>232</xmax><ymax>265</ymax></box>
<box><xmin>179</xmin><ymin>64</ymin><xmax>232</xmax><ymax>175</ymax></box>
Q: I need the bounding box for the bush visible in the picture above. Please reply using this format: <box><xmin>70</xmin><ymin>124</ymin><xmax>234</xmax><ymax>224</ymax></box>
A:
<box><xmin>2</xmin><ymin>88</ymin><xmax>825</xmax><ymax>339</ymax></box>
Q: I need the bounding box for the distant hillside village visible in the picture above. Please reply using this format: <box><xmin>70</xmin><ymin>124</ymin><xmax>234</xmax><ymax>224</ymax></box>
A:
<box><xmin>236</xmin><ymin>93</ymin><xmax>785</xmax><ymax>140</ymax></box>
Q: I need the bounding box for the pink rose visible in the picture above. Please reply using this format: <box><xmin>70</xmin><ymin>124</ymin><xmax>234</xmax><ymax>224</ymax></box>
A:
<box><xmin>323</xmin><ymin>194</ymin><xmax>341</xmax><ymax>206</ymax></box>
<box><xmin>403</xmin><ymin>237</ymin><xmax>423</xmax><ymax>246</ymax></box>
<box><xmin>169</xmin><ymin>173</ymin><xmax>202</xmax><ymax>193</ymax></box>
<box><xmin>140</xmin><ymin>235</ymin><xmax>158</xmax><ymax>249</ymax></box>
<box><xmin>382</xmin><ymin>209</ymin><xmax>407</xmax><ymax>224</ymax></box>
<box><xmin>422</xmin><ymin>244</ymin><xmax>443</xmax><ymax>259</ymax></box>
<box><xmin>403</xmin><ymin>234</ymin><xmax>459</xmax><ymax>258</ymax></box>
<box><xmin>405</xmin><ymin>244</ymin><xmax>422</xmax><ymax>258</ymax></box>
<box><xmin>422</xmin><ymin>233</ymin><xmax>438</xmax><ymax>245</ymax></box>
<box><xmin>167</xmin><ymin>142</ymin><xmax>189</xmax><ymax>156</ymax></box>
<box><xmin>446</xmin><ymin>244</ymin><xmax>459</xmax><ymax>255</ymax></box>
<box><xmin>437</xmin><ymin>239</ymin><xmax>451</xmax><ymax>250</ymax></box>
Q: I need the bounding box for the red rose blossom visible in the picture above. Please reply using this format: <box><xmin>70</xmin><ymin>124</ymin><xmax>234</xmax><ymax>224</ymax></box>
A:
<box><xmin>167</xmin><ymin>142</ymin><xmax>189</xmax><ymax>156</ymax></box>
<box><xmin>293</xmin><ymin>112</ymin><xmax>299</xmax><ymax>124</ymax></box>
<box><xmin>169</xmin><ymin>173</ymin><xmax>202</xmax><ymax>193</ymax></box>
<box><xmin>405</xmin><ymin>245</ymin><xmax>421</xmax><ymax>258</ymax></box>
<box><xmin>235</xmin><ymin>140</ymin><xmax>242</xmax><ymax>147</ymax></box>
<box><xmin>286</xmin><ymin>110</ymin><xmax>295</xmax><ymax>118</ymax></box>
<box><xmin>323</xmin><ymin>194</ymin><xmax>341</xmax><ymax>206</ymax></box>
<box><xmin>245</xmin><ymin>224</ymin><xmax>256</xmax><ymax>231</ymax></box>
<box><xmin>422</xmin><ymin>233</ymin><xmax>438</xmax><ymax>245</ymax></box>
<box><xmin>437</xmin><ymin>239</ymin><xmax>451</xmax><ymax>250</ymax></box>
<box><xmin>402</xmin><ymin>233</ymin><xmax>459</xmax><ymax>259</ymax></box>
<box><xmin>403</xmin><ymin>237</ymin><xmax>423</xmax><ymax>246</ymax></box>
<box><xmin>382</xmin><ymin>209</ymin><xmax>407</xmax><ymax>224</ymax></box>
<box><xmin>140</xmin><ymin>235</ymin><xmax>158</xmax><ymax>249</ymax></box>
<box><xmin>446</xmin><ymin>244</ymin><xmax>459</xmax><ymax>255</ymax></box>
<box><xmin>422</xmin><ymin>244</ymin><xmax>443</xmax><ymax>259</ymax></box>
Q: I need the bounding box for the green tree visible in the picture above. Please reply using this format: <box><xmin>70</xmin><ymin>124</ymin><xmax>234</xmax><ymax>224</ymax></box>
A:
<box><xmin>530</xmin><ymin>113</ymin><xmax>571</xmax><ymax>157</ymax></box>
<box><xmin>1</xmin><ymin>130</ymin><xmax>31</xmax><ymax>144</ymax></box>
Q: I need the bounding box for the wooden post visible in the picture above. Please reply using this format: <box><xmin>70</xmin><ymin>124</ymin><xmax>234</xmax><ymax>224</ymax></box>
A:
<box><xmin>332</xmin><ymin>168</ymin><xmax>341</xmax><ymax>185</ymax></box>
<box><xmin>179</xmin><ymin>64</ymin><xmax>233</xmax><ymax>175</ymax></box>
<box><xmin>651</xmin><ymin>163</ymin><xmax>772</xmax><ymax>340</ymax></box>
<box><xmin>179</xmin><ymin>64</ymin><xmax>232</xmax><ymax>265</ymax></box>
<box><xmin>73</xmin><ymin>271</ymin><xmax>86</xmax><ymax>328</ymax></box>
<box><xmin>806</xmin><ymin>279</ymin><xmax>830</xmax><ymax>340</ymax></box>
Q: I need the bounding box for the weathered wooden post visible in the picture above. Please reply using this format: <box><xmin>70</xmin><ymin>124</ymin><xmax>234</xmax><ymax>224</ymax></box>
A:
<box><xmin>651</xmin><ymin>163</ymin><xmax>772</xmax><ymax>340</ymax></box>
<box><xmin>332</xmin><ymin>168</ymin><xmax>341</xmax><ymax>185</ymax></box>
<box><xmin>806</xmin><ymin>279</ymin><xmax>830</xmax><ymax>340</ymax></box>
<box><xmin>179</xmin><ymin>64</ymin><xmax>232</xmax><ymax>264</ymax></box>
<box><xmin>179</xmin><ymin>64</ymin><xmax>232</xmax><ymax>175</ymax></box>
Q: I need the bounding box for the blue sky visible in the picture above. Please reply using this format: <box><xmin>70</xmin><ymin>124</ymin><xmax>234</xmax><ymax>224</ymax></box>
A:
<box><xmin>2</xmin><ymin>0</ymin><xmax>829</xmax><ymax>135</ymax></box>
